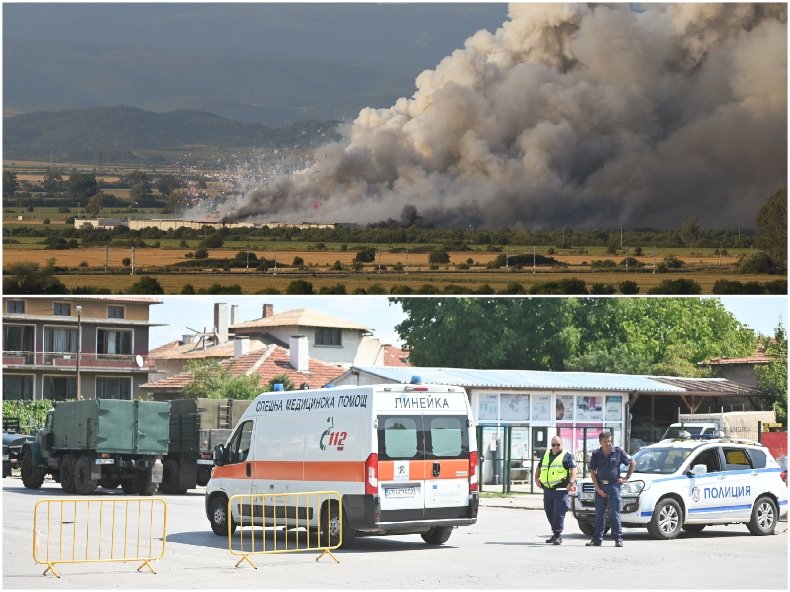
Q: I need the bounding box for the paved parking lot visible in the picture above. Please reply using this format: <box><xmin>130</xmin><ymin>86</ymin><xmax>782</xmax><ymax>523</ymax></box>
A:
<box><xmin>3</xmin><ymin>477</ymin><xmax>787</xmax><ymax>589</ymax></box>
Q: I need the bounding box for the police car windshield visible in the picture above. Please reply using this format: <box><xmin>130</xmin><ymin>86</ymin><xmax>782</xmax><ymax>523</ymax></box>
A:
<box><xmin>633</xmin><ymin>447</ymin><xmax>693</xmax><ymax>474</ymax></box>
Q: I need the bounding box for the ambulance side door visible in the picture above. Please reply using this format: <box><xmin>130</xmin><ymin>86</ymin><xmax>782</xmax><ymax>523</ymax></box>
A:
<box><xmin>224</xmin><ymin>420</ymin><xmax>255</xmax><ymax>522</ymax></box>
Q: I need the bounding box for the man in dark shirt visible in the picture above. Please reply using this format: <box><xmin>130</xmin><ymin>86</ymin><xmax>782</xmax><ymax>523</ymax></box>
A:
<box><xmin>586</xmin><ymin>430</ymin><xmax>635</xmax><ymax>547</ymax></box>
<box><xmin>535</xmin><ymin>436</ymin><xmax>577</xmax><ymax>545</ymax></box>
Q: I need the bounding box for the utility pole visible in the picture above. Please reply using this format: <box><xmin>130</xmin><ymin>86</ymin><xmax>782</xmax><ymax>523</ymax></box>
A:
<box><xmin>533</xmin><ymin>246</ymin><xmax>536</xmax><ymax>274</ymax></box>
<box><xmin>76</xmin><ymin>305</ymin><xmax>82</xmax><ymax>400</ymax></box>
<box><xmin>104</xmin><ymin>245</ymin><xmax>108</xmax><ymax>274</ymax></box>
<box><xmin>652</xmin><ymin>245</ymin><xmax>657</xmax><ymax>274</ymax></box>
<box><xmin>131</xmin><ymin>245</ymin><xmax>135</xmax><ymax>275</ymax></box>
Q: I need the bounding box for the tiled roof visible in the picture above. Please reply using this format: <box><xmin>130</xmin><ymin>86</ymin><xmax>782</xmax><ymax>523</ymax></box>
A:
<box><xmin>231</xmin><ymin>308</ymin><xmax>371</xmax><ymax>331</ymax></box>
<box><xmin>141</xmin><ymin>345</ymin><xmax>345</xmax><ymax>392</ymax></box>
<box><xmin>701</xmin><ymin>343</ymin><xmax>777</xmax><ymax>366</ymax></box>
<box><xmin>147</xmin><ymin>338</ymin><xmax>267</xmax><ymax>360</ymax></box>
<box><xmin>383</xmin><ymin>345</ymin><xmax>411</xmax><ymax>367</ymax></box>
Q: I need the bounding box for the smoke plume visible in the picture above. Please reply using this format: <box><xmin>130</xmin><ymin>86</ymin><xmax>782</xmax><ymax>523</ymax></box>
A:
<box><xmin>204</xmin><ymin>3</ymin><xmax>787</xmax><ymax>229</ymax></box>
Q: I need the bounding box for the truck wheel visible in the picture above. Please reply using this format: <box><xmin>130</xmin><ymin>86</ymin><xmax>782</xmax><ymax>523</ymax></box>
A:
<box><xmin>60</xmin><ymin>455</ymin><xmax>77</xmax><ymax>493</ymax></box>
<box><xmin>577</xmin><ymin>518</ymin><xmax>596</xmax><ymax>536</ymax></box>
<box><xmin>74</xmin><ymin>455</ymin><xmax>97</xmax><ymax>495</ymax></box>
<box><xmin>3</xmin><ymin>462</ymin><xmax>11</xmax><ymax>478</ymax></box>
<box><xmin>747</xmin><ymin>496</ymin><xmax>778</xmax><ymax>536</ymax></box>
<box><xmin>647</xmin><ymin>498</ymin><xmax>683</xmax><ymax>540</ymax></box>
<box><xmin>121</xmin><ymin>480</ymin><xmax>139</xmax><ymax>495</ymax></box>
<box><xmin>99</xmin><ymin>478</ymin><xmax>120</xmax><ymax>489</ymax></box>
<box><xmin>161</xmin><ymin>459</ymin><xmax>180</xmax><ymax>494</ymax></box>
<box><xmin>209</xmin><ymin>495</ymin><xmax>236</xmax><ymax>536</ymax></box>
<box><xmin>137</xmin><ymin>468</ymin><xmax>159</xmax><ymax>496</ymax></box>
<box><xmin>20</xmin><ymin>449</ymin><xmax>45</xmax><ymax>489</ymax></box>
<box><xmin>421</xmin><ymin>526</ymin><xmax>453</xmax><ymax>545</ymax></box>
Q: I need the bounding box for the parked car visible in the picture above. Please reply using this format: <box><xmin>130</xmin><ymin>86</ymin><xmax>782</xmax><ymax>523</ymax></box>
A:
<box><xmin>570</xmin><ymin>436</ymin><xmax>787</xmax><ymax>539</ymax></box>
<box><xmin>3</xmin><ymin>431</ymin><xmax>34</xmax><ymax>477</ymax></box>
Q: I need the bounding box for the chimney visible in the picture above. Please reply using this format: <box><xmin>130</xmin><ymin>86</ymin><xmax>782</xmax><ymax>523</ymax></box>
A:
<box><xmin>289</xmin><ymin>335</ymin><xmax>309</xmax><ymax>372</ymax></box>
<box><xmin>234</xmin><ymin>336</ymin><xmax>250</xmax><ymax>358</ymax></box>
<box><xmin>262</xmin><ymin>303</ymin><xmax>274</xmax><ymax>318</ymax></box>
<box><xmin>214</xmin><ymin>302</ymin><xmax>229</xmax><ymax>344</ymax></box>
<box><xmin>181</xmin><ymin>334</ymin><xmax>193</xmax><ymax>345</ymax></box>
<box><xmin>230</xmin><ymin>304</ymin><xmax>239</xmax><ymax>327</ymax></box>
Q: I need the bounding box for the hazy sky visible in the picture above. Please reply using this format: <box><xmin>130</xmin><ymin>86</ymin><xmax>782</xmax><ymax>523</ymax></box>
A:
<box><xmin>148</xmin><ymin>295</ymin><xmax>787</xmax><ymax>349</ymax></box>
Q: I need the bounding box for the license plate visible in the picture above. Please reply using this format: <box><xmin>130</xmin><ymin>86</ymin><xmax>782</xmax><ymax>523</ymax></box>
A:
<box><xmin>579</xmin><ymin>492</ymin><xmax>594</xmax><ymax>501</ymax></box>
<box><xmin>384</xmin><ymin>487</ymin><xmax>416</xmax><ymax>498</ymax></box>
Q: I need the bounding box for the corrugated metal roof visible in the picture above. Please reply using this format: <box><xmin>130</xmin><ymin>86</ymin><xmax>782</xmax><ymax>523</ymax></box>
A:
<box><xmin>649</xmin><ymin>376</ymin><xmax>757</xmax><ymax>396</ymax></box>
<box><xmin>350</xmin><ymin>367</ymin><xmax>685</xmax><ymax>392</ymax></box>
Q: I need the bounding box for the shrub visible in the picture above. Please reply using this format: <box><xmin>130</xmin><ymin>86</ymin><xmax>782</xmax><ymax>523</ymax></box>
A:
<box><xmin>354</xmin><ymin>248</ymin><xmax>376</xmax><ymax>263</ymax></box>
<box><xmin>286</xmin><ymin>280</ymin><xmax>314</xmax><ymax>294</ymax></box>
<box><xmin>619</xmin><ymin>280</ymin><xmax>640</xmax><ymax>295</ymax></box>
<box><xmin>194</xmin><ymin>247</ymin><xmax>209</xmax><ymax>259</ymax></box>
<box><xmin>648</xmin><ymin>279</ymin><xmax>702</xmax><ymax>294</ymax></box>
<box><xmin>590</xmin><ymin>283</ymin><xmax>616</xmax><ymax>294</ymax></box>
<box><xmin>738</xmin><ymin>252</ymin><xmax>776</xmax><ymax>274</ymax></box>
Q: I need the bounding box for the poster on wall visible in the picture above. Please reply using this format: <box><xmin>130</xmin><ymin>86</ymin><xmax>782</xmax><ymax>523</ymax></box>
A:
<box><xmin>576</xmin><ymin>395</ymin><xmax>603</xmax><ymax>421</ymax></box>
<box><xmin>532</xmin><ymin>394</ymin><xmax>551</xmax><ymax>421</ymax></box>
<box><xmin>605</xmin><ymin>395</ymin><xmax>623</xmax><ymax>421</ymax></box>
<box><xmin>478</xmin><ymin>393</ymin><xmax>498</xmax><ymax>421</ymax></box>
<box><xmin>556</xmin><ymin>395</ymin><xmax>574</xmax><ymax>421</ymax></box>
<box><xmin>501</xmin><ymin>393</ymin><xmax>530</xmax><ymax>421</ymax></box>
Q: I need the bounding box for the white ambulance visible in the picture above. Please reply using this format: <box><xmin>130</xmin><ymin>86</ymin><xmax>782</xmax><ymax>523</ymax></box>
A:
<box><xmin>205</xmin><ymin>380</ymin><xmax>479</xmax><ymax>546</ymax></box>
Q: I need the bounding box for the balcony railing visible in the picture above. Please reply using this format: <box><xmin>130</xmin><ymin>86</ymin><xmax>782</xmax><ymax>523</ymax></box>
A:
<box><xmin>2</xmin><ymin>351</ymin><xmax>147</xmax><ymax>370</ymax></box>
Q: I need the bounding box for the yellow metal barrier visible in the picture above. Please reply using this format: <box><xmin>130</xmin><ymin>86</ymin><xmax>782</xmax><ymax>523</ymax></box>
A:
<box><xmin>33</xmin><ymin>497</ymin><xmax>167</xmax><ymax>578</ymax></box>
<box><xmin>227</xmin><ymin>491</ymin><xmax>343</xmax><ymax>569</ymax></box>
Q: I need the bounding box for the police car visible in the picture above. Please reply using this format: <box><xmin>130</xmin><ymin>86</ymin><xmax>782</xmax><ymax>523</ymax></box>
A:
<box><xmin>570</xmin><ymin>436</ymin><xmax>788</xmax><ymax>540</ymax></box>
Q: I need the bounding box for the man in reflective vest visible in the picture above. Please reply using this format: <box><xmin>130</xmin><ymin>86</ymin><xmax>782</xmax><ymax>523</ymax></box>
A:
<box><xmin>535</xmin><ymin>436</ymin><xmax>577</xmax><ymax>545</ymax></box>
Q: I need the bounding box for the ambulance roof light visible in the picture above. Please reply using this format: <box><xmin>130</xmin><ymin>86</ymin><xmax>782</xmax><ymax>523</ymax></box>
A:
<box><xmin>272</xmin><ymin>383</ymin><xmax>284</xmax><ymax>391</ymax></box>
<box><xmin>410</xmin><ymin>375</ymin><xmax>422</xmax><ymax>385</ymax></box>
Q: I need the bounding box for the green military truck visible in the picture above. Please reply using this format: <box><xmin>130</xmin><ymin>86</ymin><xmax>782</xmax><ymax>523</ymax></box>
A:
<box><xmin>20</xmin><ymin>399</ymin><xmax>170</xmax><ymax>495</ymax></box>
<box><xmin>160</xmin><ymin>398</ymin><xmax>251</xmax><ymax>494</ymax></box>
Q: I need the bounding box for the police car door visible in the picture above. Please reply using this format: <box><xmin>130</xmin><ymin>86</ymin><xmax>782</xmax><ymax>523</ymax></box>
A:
<box><xmin>719</xmin><ymin>446</ymin><xmax>759</xmax><ymax>521</ymax></box>
<box><xmin>686</xmin><ymin>446</ymin><xmax>726</xmax><ymax>521</ymax></box>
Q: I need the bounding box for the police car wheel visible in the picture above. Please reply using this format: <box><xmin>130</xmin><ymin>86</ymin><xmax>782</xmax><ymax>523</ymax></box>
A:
<box><xmin>747</xmin><ymin>496</ymin><xmax>777</xmax><ymax>536</ymax></box>
<box><xmin>647</xmin><ymin>498</ymin><xmax>682</xmax><ymax>540</ymax></box>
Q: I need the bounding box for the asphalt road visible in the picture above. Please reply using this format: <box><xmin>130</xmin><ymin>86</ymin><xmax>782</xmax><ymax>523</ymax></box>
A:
<box><xmin>3</xmin><ymin>477</ymin><xmax>787</xmax><ymax>590</ymax></box>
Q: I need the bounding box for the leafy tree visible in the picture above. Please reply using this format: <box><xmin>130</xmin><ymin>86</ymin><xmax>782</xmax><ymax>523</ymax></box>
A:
<box><xmin>67</xmin><ymin>171</ymin><xmax>99</xmax><ymax>201</ymax></box>
<box><xmin>566</xmin><ymin>298</ymin><xmax>756</xmax><ymax>376</ymax></box>
<box><xmin>738</xmin><ymin>252</ymin><xmax>776</xmax><ymax>274</ymax></box>
<box><xmin>755</xmin><ymin>188</ymin><xmax>787</xmax><ymax>270</ymax></box>
<box><xmin>128</xmin><ymin>276</ymin><xmax>164</xmax><ymax>294</ymax></box>
<box><xmin>181</xmin><ymin>359</ymin><xmax>261</xmax><ymax>400</ymax></box>
<box><xmin>3</xmin><ymin>260</ymin><xmax>66</xmax><ymax>294</ymax></box>
<box><xmin>85</xmin><ymin>193</ymin><xmax>104</xmax><ymax>216</ymax></box>
<box><xmin>3</xmin><ymin>170</ymin><xmax>18</xmax><ymax>197</ymax></box>
<box><xmin>128</xmin><ymin>170</ymin><xmax>154</xmax><ymax>204</ymax></box>
<box><xmin>155</xmin><ymin>174</ymin><xmax>183</xmax><ymax>197</ymax></box>
<box><xmin>2</xmin><ymin>400</ymin><xmax>54</xmax><ymax>432</ymax></box>
<box><xmin>194</xmin><ymin>247</ymin><xmax>209</xmax><ymax>259</ymax></box>
<box><xmin>286</xmin><ymin>280</ymin><xmax>315</xmax><ymax>294</ymax></box>
<box><xmin>42</xmin><ymin>169</ymin><xmax>64</xmax><ymax>194</ymax></box>
<box><xmin>680</xmin><ymin>217</ymin><xmax>703</xmax><ymax>245</ymax></box>
<box><xmin>392</xmin><ymin>298</ymin><xmax>581</xmax><ymax>369</ymax></box>
<box><xmin>429</xmin><ymin>249</ymin><xmax>450</xmax><ymax>264</ymax></box>
<box><xmin>355</xmin><ymin>248</ymin><xmax>376</xmax><ymax>263</ymax></box>
<box><xmin>755</xmin><ymin>324</ymin><xmax>787</xmax><ymax>425</ymax></box>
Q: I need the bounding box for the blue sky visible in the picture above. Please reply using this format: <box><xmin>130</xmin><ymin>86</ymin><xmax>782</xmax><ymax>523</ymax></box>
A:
<box><xmin>148</xmin><ymin>296</ymin><xmax>787</xmax><ymax>349</ymax></box>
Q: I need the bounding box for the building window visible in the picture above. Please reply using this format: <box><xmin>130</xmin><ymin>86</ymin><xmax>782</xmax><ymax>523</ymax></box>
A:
<box><xmin>3</xmin><ymin>325</ymin><xmax>34</xmax><ymax>352</ymax></box>
<box><xmin>43</xmin><ymin>376</ymin><xmax>77</xmax><ymax>400</ymax></box>
<box><xmin>96</xmin><ymin>377</ymin><xmax>131</xmax><ymax>400</ymax></box>
<box><xmin>44</xmin><ymin>327</ymin><xmax>78</xmax><ymax>353</ymax></box>
<box><xmin>107</xmin><ymin>305</ymin><xmax>125</xmax><ymax>319</ymax></box>
<box><xmin>3</xmin><ymin>375</ymin><xmax>34</xmax><ymax>401</ymax></box>
<box><xmin>6</xmin><ymin>299</ymin><xmax>25</xmax><ymax>314</ymax></box>
<box><xmin>97</xmin><ymin>329</ymin><xmax>132</xmax><ymax>355</ymax></box>
<box><xmin>315</xmin><ymin>328</ymin><xmax>341</xmax><ymax>346</ymax></box>
<box><xmin>53</xmin><ymin>302</ymin><xmax>72</xmax><ymax>316</ymax></box>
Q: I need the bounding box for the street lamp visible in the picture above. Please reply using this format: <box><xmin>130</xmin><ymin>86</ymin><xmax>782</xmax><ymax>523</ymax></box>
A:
<box><xmin>76</xmin><ymin>305</ymin><xmax>82</xmax><ymax>400</ymax></box>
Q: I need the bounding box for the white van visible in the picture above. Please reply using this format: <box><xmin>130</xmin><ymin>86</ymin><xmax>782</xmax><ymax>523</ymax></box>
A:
<box><xmin>205</xmin><ymin>381</ymin><xmax>479</xmax><ymax>546</ymax></box>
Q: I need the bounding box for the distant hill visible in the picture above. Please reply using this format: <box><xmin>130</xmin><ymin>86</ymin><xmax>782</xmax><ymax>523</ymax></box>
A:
<box><xmin>3</xmin><ymin>38</ymin><xmax>418</xmax><ymax>126</ymax></box>
<box><xmin>3</xmin><ymin>106</ymin><xmax>340</xmax><ymax>164</ymax></box>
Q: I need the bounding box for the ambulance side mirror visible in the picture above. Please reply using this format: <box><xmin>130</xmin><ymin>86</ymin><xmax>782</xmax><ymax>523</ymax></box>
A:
<box><xmin>213</xmin><ymin>444</ymin><xmax>226</xmax><ymax>467</ymax></box>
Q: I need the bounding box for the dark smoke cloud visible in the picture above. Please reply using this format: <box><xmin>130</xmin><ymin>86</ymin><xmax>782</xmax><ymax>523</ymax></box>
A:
<box><xmin>203</xmin><ymin>3</ymin><xmax>787</xmax><ymax>229</ymax></box>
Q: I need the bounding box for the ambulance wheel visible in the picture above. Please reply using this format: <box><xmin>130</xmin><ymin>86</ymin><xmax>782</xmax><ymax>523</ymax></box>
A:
<box><xmin>320</xmin><ymin>501</ymin><xmax>353</xmax><ymax>547</ymax></box>
<box><xmin>647</xmin><ymin>498</ymin><xmax>682</xmax><ymax>540</ymax></box>
<box><xmin>60</xmin><ymin>454</ymin><xmax>77</xmax><ymax>493</ymax></box>
<box><xmin>421</xmin><ymin>526</ymin><xmax>453</xmax><ymax>545</ymax></box>
<box><xmin>577</xmin><ymin>518</ymin><xmax>595</xmax><ymax>536</ymax></box>
<box><xmin>681</xmin><ymin>524</ymin><xmax>706</xmax><ymax>534</ymax></box>
<box><xmin>21</xmin><ymin>449</ymin><xmax>45</xmax><ymax>489</ymax></box>
<box><xmin>209</xmin><ymin>495</ymin><xmax>236</xmax><ymax>536</ymax></box>
<box><xmin>74</xmin><ymin>455</ymin><xmax>97</xmax><ymax>494</ymax></box>
<box><xmin>747</xmin><ymin>496</ymin><xmax>777</xmax><ymax>536</ymax></box>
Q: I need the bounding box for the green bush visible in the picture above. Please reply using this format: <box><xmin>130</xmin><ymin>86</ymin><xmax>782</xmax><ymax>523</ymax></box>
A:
<box><xmin>2</xmin><ymin>399</ymin><xmax>55</xmax><ymax>432</ymax></box>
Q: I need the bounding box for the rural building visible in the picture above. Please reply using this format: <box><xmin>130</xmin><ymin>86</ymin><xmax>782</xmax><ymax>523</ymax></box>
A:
<box><xmin>333</xmin><ymin>366</ymin><xmax>759</xmax><ymax>484</ymax></box>
<box><xmin>2</xmin><ymin>296</ymin><xmax>162</xmax><ymax>401</ymax></box>
<box><xmin>141</xmin><ymin>343</ymin><xmax>346</xmax><ymax>401</ymax></box>
<box><xmin>699</xmin><ymin>342</ymin><xmax>776</xmax><ymax>388</ymax></box>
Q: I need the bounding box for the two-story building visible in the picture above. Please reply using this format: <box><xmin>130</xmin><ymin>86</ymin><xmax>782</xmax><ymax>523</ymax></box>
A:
<box><xmin>2</xmin><ymin>297</ymin><xmax>162</xmax><ymax>400</ymax></box>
